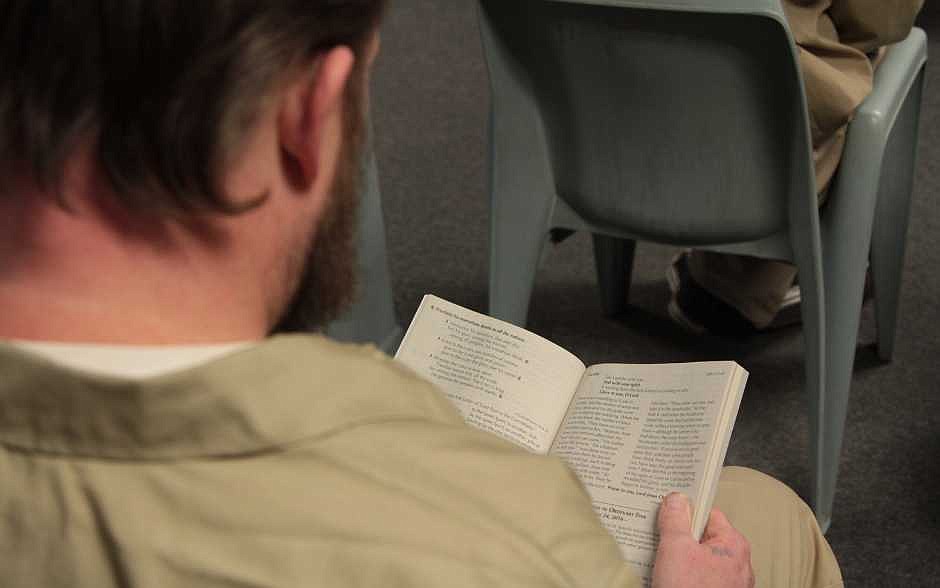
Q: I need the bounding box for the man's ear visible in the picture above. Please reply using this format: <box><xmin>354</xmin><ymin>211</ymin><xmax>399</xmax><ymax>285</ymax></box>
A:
<box><xmin>278</xmin><ymin>46</ymin><xmax>356</xmax><ymax>191</ymax></box>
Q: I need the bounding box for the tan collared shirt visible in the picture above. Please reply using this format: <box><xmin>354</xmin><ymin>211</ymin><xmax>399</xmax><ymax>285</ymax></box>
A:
<box><xmin>0</xmin><ymin>334</ymin><xmax>636</xmax><ymax>587</ymax></box>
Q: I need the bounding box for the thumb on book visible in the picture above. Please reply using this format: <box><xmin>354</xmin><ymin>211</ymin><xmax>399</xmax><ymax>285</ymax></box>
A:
<box><xmin>657</xmin><ymin>492</ymin><xmax>692</xmax><ymax>538</ymax></box>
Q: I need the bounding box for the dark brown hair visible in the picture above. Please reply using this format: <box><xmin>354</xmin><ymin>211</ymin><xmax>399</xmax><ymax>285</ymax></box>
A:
<box><xmin>0</xmin><ymin>0</ymin><xmax>386</xmax><ymax>214</ymax></box>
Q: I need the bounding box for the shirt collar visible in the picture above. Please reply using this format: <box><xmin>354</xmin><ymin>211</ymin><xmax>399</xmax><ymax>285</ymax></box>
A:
<box><xmin>0</xmin><ymin>334</ymin><xmax>457</xmax><ymax>460</ymax></box>
<box><xmin>8</xmin><ymin>339</ymin><xmax>253</xmax><ymax>379</ymax></box>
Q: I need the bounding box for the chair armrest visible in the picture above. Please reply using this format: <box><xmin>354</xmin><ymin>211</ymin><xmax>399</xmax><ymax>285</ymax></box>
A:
<box><xmin>852</xmin><ymin>28</ymin><xmax>927</xmax><ymax>138</ymax></box>
<box><xmin>820</xmin><ymin>28</ymin><xmax>926</xmax><ymax>277</ymax></box>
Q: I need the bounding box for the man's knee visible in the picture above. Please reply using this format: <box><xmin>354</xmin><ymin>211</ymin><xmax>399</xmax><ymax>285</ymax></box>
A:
<box><xmin>714</xmin><ymin>467</ymin><xmax>843</xmax><ymax>588</ymax></box>
<box><xmin>719</xmin><ymin>466</ymin><xmax>809</xmax><ymax>508</ymax></box>
<box><xmin>716</xmin><ymin>466</ymin><xmax>817</xmax><ymax>535</ymax></box>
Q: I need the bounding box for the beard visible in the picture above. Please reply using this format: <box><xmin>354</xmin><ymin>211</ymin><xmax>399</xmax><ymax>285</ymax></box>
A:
<box><xmin>271</xmin><ymin>77</ymin><xmax>366</xmax><ymax>334</ymax></box>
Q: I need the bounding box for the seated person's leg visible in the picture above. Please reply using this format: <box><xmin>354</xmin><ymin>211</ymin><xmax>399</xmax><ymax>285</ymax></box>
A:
<box><xmin>715</xmin><ymin>467</ymin><xmax>844</xmax><ymax>588</ymax></box>
<box><xmin>685</xmin><ymin>251</ymin><xmax>798</xmax><ymax>331</ymax></box>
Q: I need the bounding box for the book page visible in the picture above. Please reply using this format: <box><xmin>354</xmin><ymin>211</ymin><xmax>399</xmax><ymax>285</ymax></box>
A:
<box><xmin>396</xmin><ymin>295</ymin><xmax>586</xmax><ymax>453</ymax></box>
<box><xmin>548</xmin><ymin>362</ymin><xmax>743</xmax><ymax>585</ymax></box>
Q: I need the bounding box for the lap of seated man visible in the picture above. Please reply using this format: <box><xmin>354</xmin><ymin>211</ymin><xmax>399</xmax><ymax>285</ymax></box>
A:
<box><xmin>669</xmin><ymin>0</ymin><xmax>924</xmax><ymax>336</ymax></box>
<box><xmin>0</xmin><ymin>2</ymin><xmax>840</xmax><ymax>587</ymax></box>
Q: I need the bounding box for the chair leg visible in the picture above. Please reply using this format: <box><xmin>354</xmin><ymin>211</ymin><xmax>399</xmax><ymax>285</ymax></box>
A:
<box><xmin>870</xmin><ymin>200</ymin><xmax>911</xmax><ymax>363</ymax></box>
<box><xmin>487</xmin><ymin>107</ymin><xmax>556</xmax><ymax>327</ymax></box>
<box><xmin>489</xmin><ymin>210</ymin><xmax>551</xmax><ymax>326</ymax></box>
<box><xmin>325</xmin><ymin>129</ymin><xmax>401</xmax><ymax>353</ymax></box>
<box><xmin>797</xmin><ymin>258</ymin><xmax>871</xmax><ymax>535</ymax></box>
<box><xmin>592</xmin><ymin>235</ymin><xmax>636</xmax><ymax>317</ymax></box>
<box><xmin>790</xmin><ymin>244</ymin><xmax>828</xmax><ymax>532</ymax></box>
<box><xmin>811</xmin><ymin>127</ymin><xmax>891</xmax><ymax>530</ymax></box>
<box><xmin>815</xmin><ymin>252</ymin><xmax>871</xmax><ymax>534</ymax></box>
<box><xmin>485</xmin><ymin>85</ymin><xmax>558</xmax><ymax>326</ymax></box>
<box><xmin>870</xmin><ymin>69</ymin><xmax>924</xmax><ymax>362</ymax></box>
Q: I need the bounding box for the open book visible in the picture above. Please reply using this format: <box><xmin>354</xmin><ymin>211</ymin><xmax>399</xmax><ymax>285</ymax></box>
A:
<box><xmin>395</xmin><ymin>295</ymin><xmax>747</xmax><ymax>584</ymax></box>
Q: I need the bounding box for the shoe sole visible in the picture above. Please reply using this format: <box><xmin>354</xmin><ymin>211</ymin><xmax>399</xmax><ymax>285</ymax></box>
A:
<box><xmin>782</xmin><ymin>285</ymin><xmax>801</xmax><ymax>308</ymax></box>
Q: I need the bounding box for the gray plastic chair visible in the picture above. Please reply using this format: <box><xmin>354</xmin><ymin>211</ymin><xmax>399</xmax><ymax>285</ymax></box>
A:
<box><xmin>480</xmin><ymin>0</ymin><xmax>926</xmax><ymax>532</ymax></box>
<box><xmin>325</xmin><ymin>124</ymin><xmax>401</xmax><ymax>354</ymax></box>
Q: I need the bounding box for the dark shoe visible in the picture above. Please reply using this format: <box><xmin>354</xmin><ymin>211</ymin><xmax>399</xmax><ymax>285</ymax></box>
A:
<box><xmin>666</xmin><ymin>252</ymin><xmax>760</xmax><ymax>337</ymax></box>
<box><xmin>550</xmin><ymin>229</ymin><xmax>576</xmax><ymax>244</ymax></box>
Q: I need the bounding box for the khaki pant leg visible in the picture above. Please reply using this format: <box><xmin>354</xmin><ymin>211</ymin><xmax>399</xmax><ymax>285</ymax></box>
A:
<box><xmin>688</xmin><ymin>252</ymin><xmax>799</xmax><ymax>329</ymax></box>
<box><xmin>714</xmin><ymin>467</ymin><xmax>844</xmax><ymax>588</ymax></box>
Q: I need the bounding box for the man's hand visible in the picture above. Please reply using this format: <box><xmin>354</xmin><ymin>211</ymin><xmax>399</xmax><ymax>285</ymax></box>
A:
<box><xmin>651</xmin><ymin>493</ymin><xmax>755</xmax><ymax>588</ymax></box>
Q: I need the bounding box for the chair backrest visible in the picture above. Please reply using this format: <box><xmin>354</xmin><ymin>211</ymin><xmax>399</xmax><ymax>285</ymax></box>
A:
<box><xmin>479</xmin><ymin>0</ymin><xmax>819</xmax><ymax>245</ymax></box>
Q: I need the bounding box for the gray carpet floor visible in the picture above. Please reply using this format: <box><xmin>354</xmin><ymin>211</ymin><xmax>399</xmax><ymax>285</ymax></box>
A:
<box><xmin>371</xmin><ymin>3</ymin><xmax>940</xmax><ymax>585</ymax></box>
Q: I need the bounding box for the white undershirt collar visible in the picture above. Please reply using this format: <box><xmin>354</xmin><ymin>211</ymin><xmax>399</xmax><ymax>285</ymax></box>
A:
<box><xmin>8</xmin><ymin>340</ymin><xmax>255</xmax><ymax>379</ymax></box>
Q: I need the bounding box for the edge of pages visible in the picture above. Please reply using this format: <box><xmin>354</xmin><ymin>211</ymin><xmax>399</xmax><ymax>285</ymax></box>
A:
<box><xmin>691</xmin><ymin>366</ymin><xmax>748</xmax><ymax>540</ymax></box>
<box><xmin>395</xmin><ymin>294</ymin><xmax>585</xmax><ymax>369</ymax></box>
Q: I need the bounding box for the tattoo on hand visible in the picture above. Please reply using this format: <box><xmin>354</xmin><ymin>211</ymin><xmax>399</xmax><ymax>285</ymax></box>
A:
<box><xmin>710</xmin><ymin>546</ymin><xmax>734</xmax><ymax>558</ymax></box>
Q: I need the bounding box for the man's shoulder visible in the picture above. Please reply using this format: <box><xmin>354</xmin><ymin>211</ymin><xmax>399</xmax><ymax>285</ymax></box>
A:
<box><xmin>262</xmin><ymin>336</ymin><xmax>594</xmax><ymax>502</ymax></box>
<box><xmin>0</xmin><ymin>334</ymin><xmax>636</xmax><ymax>587</ymax></box>
<box><xmin>253</xmin><ymin>339</ymin><xmax>632</xmax><ymax>585</ymax></box>
<box><xmin>228</xmin><ymin>333</ymin><xmax>467</xmax><ymax>425</ymax></box>
<box><xmin>263</xmin><ymin>387</ymin><xmax>634</xmax><ymax>587</ymax></box>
